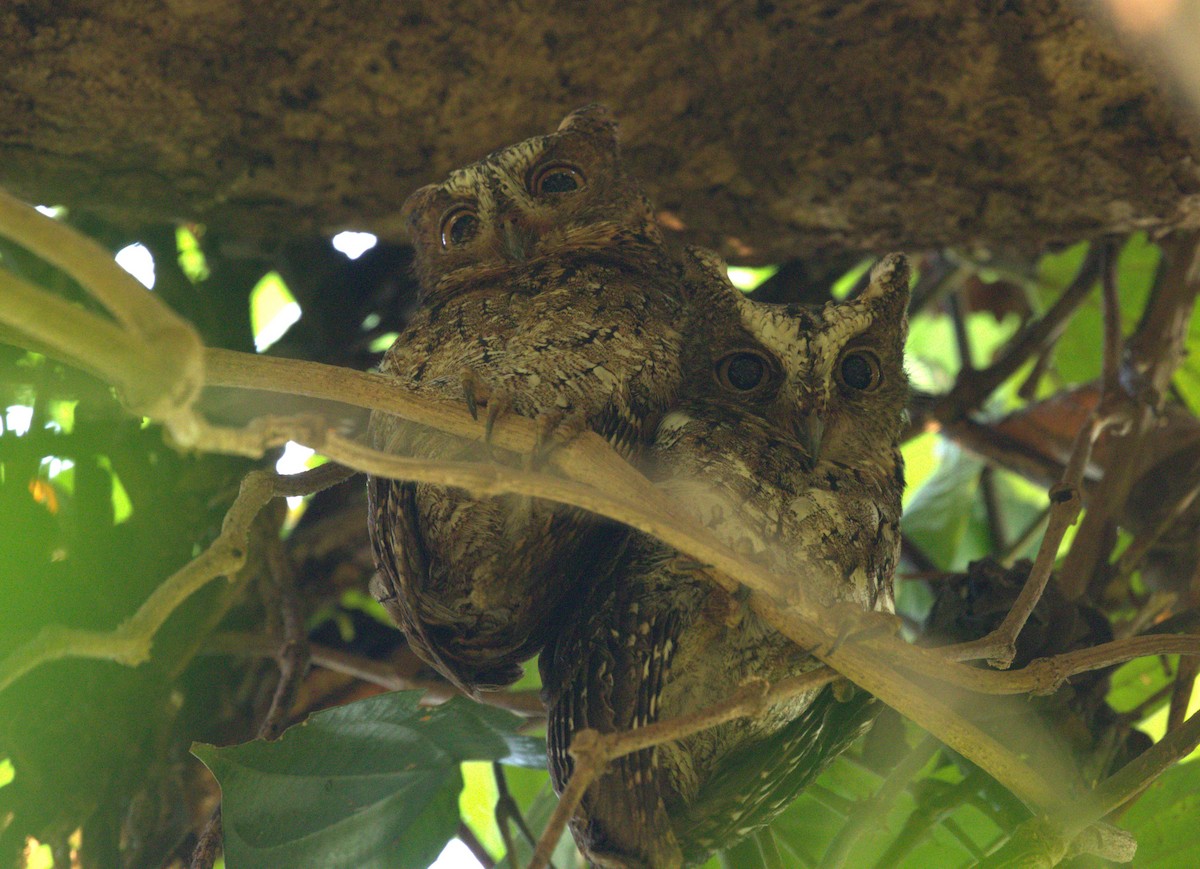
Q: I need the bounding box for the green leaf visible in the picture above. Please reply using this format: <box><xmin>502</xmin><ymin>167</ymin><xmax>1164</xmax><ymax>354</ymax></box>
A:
<box><xmin>727</xmin><ymin>265</ymin><xmax>779</xmax><ymax>291</ymax></box>
<box><xmin>459</xmin><ymin>761</ymin><xmax>502</xmax><ymax>860</ymax></box>
<box><xmin>249</xmin><ymin>271</ymin><xmax>301</xmax><ymax>352</ymax></box>
<box><xmin>1107</xmin><ymin>655</ymin><xmax>1175</xmax><ymax>715</ymax></box>
<box><xmin>901</xmin><ymin>441</ymin><xmax>984</xmax><ymax>570</ymax></box>
<box><xmin>192</xmin><ymin>692</ymin><xmax>545</xmax><ymax>869</ymax></box>
<box><xmin>1176</xmin><ymin>301</ymin><xmax>1200</xmax><ymax>414</ymax></box>
<box><xmin>1120</xmin><ymin>758</ymin><xmax>1200</xmax><ymax>867</ymax></box>
<box><xmin>1048</xmin><ymin>235</ymin><xmax>1161</xmax><ymax>387</ymax></box>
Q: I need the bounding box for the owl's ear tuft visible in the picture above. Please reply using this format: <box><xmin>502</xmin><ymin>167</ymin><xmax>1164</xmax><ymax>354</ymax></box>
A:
<box><xmin>862</xmin><ymin>253</ymin><xmax>911</xmax><ymax>303</ymax></box>
<box><xmin>557</xmin><ymin>104</ymin><xmax>619</xmax><ymax>148</ymax></box>
<box><xmin>679</xmin><ymin>245</ymin><xmax>737</xmax><ymax>302</ymax></box>
<box><xmin>400</xmin><ymin>184</ymin><xmax>440</xmax><ymax>232</ymax></box>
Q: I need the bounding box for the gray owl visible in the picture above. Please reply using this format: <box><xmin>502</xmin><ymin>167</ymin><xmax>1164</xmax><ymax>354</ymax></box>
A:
<box><xmin>366</xmin><ymin>106</ymin><xmax>685</xmax><ymax>694</ymax></box>
<box><xmin>541</xmin><ymin>253</ymin><xmax>911</xmax><ymax>867</ymax></box>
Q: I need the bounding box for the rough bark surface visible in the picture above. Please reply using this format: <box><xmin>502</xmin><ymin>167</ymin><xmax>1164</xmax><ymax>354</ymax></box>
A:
<box><xmin>2</xmin><ymin>0</ymin><xmax>1198</xmax><ymax>260</ymax></box>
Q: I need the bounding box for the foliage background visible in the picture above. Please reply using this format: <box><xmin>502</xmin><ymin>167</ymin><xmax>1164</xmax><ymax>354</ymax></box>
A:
<box><xmin>4</xmin><ymin>2</ymin><xmax>1200</xmax><ymax>868</ymax></box>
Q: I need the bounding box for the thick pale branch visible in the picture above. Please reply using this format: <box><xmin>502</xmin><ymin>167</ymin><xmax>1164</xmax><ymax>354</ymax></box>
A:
<box><xmin>0</xmin><ymin>268</ymin><xmax>152</xmax><ymax>396</ymax></box>
<box><xmin>0</xmin><ymin>189</ymin><xmax>205</xmax><ymax>419</ymax></box>
<box><xmin>0</xmin><ymin>189</ymin><xmax>189</xmax><ymax>345</ymax></box>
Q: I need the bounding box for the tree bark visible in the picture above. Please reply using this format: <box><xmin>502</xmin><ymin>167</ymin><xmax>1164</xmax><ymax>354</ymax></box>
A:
<box><xmin>2</xmin><ymin>0</ymin><xmax>1197</xmax><ymax>260</ymax></box>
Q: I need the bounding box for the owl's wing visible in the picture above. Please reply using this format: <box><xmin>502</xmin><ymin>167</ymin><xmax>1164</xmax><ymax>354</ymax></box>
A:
<box><xmin>675</xmin><ymin>686</ymin><xmax>878</xmax><ymax>863</ymax></box>
<box><xmin>367</xmin><ymin>474</ymin><xmax>526</xmax><ymax>693</ymax></box>
<box><xmin>542</xmin><ymin>538</ymin><xmax>688</xmax><ymax>868</ymax></box>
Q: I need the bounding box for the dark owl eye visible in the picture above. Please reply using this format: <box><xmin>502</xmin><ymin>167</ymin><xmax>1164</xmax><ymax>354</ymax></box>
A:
<box><xmin>530</xmin><ymin>162</ymin><xmax>585</xmax><ymax>196</ymax></box>
<box><xmin>837</xmin><ymin>350</ymin><xmax>882</xmax><ymax>391</ymax></box>
<box><xmin>716</xmin><ymin>351</ymin><xmax>772</xmax><ymax>393</ymax></box>
<box><xmin>439</xmin><ymin>207</ymin><xmax>480</xmax><ymax>248</ymax></box>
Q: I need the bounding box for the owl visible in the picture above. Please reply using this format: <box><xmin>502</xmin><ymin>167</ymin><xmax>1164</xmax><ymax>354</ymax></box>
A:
<box><xmin>541</xmin><ymin>252</ymin><xmax>911</xmax><ymax>867</ymax></box>
<box><xmin>366</xmin><ymin>105</ymin><xmax>686</xmax><ymax>695</ymax></box>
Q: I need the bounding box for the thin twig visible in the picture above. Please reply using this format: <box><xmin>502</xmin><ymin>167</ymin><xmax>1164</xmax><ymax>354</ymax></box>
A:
<box><xmin>256</xmin><ymin>509</ymin><xmax>311</xmax><ymax>741</ymax></box>
<box><xmin>1100</xmin><ymin>238</ymin><xmax>1122</xmax><ymax>396</ymax></box>
<box><xmin>932</xmin><ymin>246</ymin><xmax>1103</xmax><ymax>425</ymax></box>
<box><xmin>1167</xmin><ymin>658</ymin><xmax>1199</xmax><ymax>734</ymax></box>
<box><xmin>948</xmin><ymin>290</ymin><xmax>975</xmax><ymax>373</ymax></box>
<box><xmin>1110</xmin><ymin>469</ymin><xmax>1200</xmax><ymax>589</ymax></box>
<box><xmin>979</xmin><ymin>466</ymin><xmax>1008</xmax><ymax>553</ymax></box>
<box><xmin>0</xmin><ymin>464</ymin><xmax>351</xmax><ymax>693</ymax></box>
<box><xmin>1092</xmin><ymin>707</ymin><xmax>1200</xmax><ymax>817</ymax></box>
<box><xmin>188</xmin><ymin>807</ymin><xmax>222</xmax><ymax>869</ymax></box>
<box><xmin>527</xmin><ymin>670</ymin><xmax>837</xmax><ymax>869</ymax></box>
<box><xmin>901</xmin><ymin>633</ymin><xmax>1200</xmax><ymax>696</ymax></box>
<box><xmin>818</xmin><ymin>734</ymin><xmax>941</xmax><ymax>868</ymax></box>
<box><xmin>941</xmin><ymin>410</ymin><xmax>1113</xmax><ymax>666</ymax></box>
<box><xmin>493</xmin><ymin>762</ymin><xmax>551</xmax><ymax>868</ymax></box>
<box><xmin>999</xmin><ymin>503</ymin><xmax>1050</xmax><ymax>567</ymax></box>
<box><xmin>200</xmin><ymin>631</ymin><xmax>547</xmax><ymax>716</ymax></box>
<box><xmin>458</xmin><ymin>822</ymin><xmax>497</xmax><ymax>869</ymax></box>
<box><xmin>1061</xmin><ymin>231</ymin><xmax>1200</xmax><ymax>600</ymax></box>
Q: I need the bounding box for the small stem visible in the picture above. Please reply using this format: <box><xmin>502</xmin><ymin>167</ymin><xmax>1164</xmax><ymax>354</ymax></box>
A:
<box><xmin>941</xmin><ymin>410</ymin><xmax>1111</xmax><ymax>667</ymax></box>
<box><xmin>1093</xmin><ymin>707</ymin><xmax>1200</xmax><ymax>816</ymax></box>
<box><xmin>256</xmin><ymin>513</ymin><xmax>311</xmax><ymax>741</ymax></box>
<box><xmin>458</xmin><ymin>822</ymin><xmax>497</xmax><ymax>869</ymax></box>
<box><xmin>1167</xmin><ymin>658</ymin><xmax>1199</xmax><ymax>734</ymax></box>
<box><xmin>819</xmin><ymin>734</ymin><xmax>940</xmax><ymax>868</ymax></box>
<box><xmin>1100</xmin><ymin>238</ymin><xmax>1122</xmax><ymax>396</ymax></box>
<box><xmin>979</xmin><ymin>466</ymin><xmax>1008</xmax><ymax>553</ymax></box>
<box><xmin>527</xmin><ymin>672</ymin><xmax>835</xmax><ymax>869</ymax></box>
<box><xmin>999</xmin><ymin>504</ymin><xmax>1050</xmax><ymax>567</ymax></box>
<box><xmin>935</xmin><ymin>246</ymin><xmax>1102</xmax><ymax>424</ymax></box>
<box><xmin>200</xmin><ymin>631</ymin><xmax>547</xmax><ymax>716</ymax></box>
<box><xmin>188</xmin><ymin>806</ymin><xmax>222</xmax><ymax>869</ymax></box>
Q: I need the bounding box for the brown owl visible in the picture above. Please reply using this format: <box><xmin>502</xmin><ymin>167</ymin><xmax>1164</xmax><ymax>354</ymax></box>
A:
<box><xmin>541</xmin><ymin>252</ymin><xmax>911</xmax><ymax>867</ymax></box>
<box><xmin>366</xmin><ymin>105</ymin><xmax>686</xmax><ymax>695</ymax></box>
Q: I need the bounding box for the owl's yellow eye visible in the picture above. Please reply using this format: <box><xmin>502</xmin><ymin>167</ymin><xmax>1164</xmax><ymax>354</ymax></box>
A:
<box><xmin>530</xmin><ymin>162</ymin><xmax>585</xmax><ymax>196</ymax></box>
<box><xmin>837</xmin><ymin>350</ymin><xmax>882</xmax><ymax>391</ymax></box>
<box><xmin>715</xmin><ymin>351</ymin><xmax>772</xmax><ymax>393</ymax></box>
<box><xmin>440</xmin><ymin>207</ymin><xmax>480</xmax><ymax>248</ymax></box>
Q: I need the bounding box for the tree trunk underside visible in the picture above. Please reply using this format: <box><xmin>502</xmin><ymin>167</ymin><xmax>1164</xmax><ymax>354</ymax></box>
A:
<box><xmin>3</xmin><ymin>1</ymin><xmax>1198</xmax><ymax>260</ymax></box>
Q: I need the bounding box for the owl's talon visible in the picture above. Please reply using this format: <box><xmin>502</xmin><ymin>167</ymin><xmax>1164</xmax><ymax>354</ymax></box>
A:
<box><xmin>527</xmin><ymin>408</ymin><xmax>588</xmax><ymax>470</ymax></box>
<box><xmin>460</xmin><ymin>369</ymin><xmax>490</xmax><ymax>422</ymax></box>
<box><xmin>483</xmin><ymin>391</ymin><xmax>513</xmax><ymax>444</ymax></box>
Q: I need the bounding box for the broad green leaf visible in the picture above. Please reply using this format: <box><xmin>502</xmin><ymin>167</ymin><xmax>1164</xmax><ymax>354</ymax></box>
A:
<box><xmin>459</xmin><ymin>761</ymin><xmax>503</xmax><ymax>859</ymax></box>
<box><xmin>1107</xmin><ymin>655</ymin><xmax>1175</xmax><ymax>715</ymax></box>
<box><xmin>1177</xmin><ymin>302</ymin><xmax>1200</xmax><ymax>413</ymax></box>
<box><xmin>727</xmin><ymin>265</ymin><xmax>779</xmax><ymax>291</ymax></box>
<box><xmin>902</xmin><ymin>431</ymin><xmax>940</xmax><ymax>507</ymax></box>
<box><xmin>1120</xmin><ymin>758</ymin><xmax>1200</xmax><ymax>867</ymax></box>
<box><xmin>193</xmin><ymin>692</ymin><xmax>544</xmax><ymax>869</ymax></box>
<box><xmin>1036</xmin><ymin>242</ymin><xmax>1090</xmax><ymax>301</ymax></box>
<box><xmin>249</xmin><ymin>271</ymin><xmax>301</xmax><ymax>352</ymax></box>
<box><xmin>901</xmin><ymin>442</ymin><xmax>984</xmax><ymax>570</ymax></box>
<box><xmin>1049</xmin><ymin>235</ymin><xmax>1160</xmax><ymax>386</ymax></box>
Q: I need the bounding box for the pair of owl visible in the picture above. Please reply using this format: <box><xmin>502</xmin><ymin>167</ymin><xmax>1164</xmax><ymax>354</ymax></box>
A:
<box><xmin>366</xmin><ymin>106</ymin><xmax>910</xmax><ymax>868</ymax></box>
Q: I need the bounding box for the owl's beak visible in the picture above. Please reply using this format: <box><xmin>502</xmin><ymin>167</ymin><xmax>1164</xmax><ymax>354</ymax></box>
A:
<box><xmin>500</xmin><ymin>217</ymin><xmax>537</xmax><ymax>262</ymax></box>
<box><xmin>796</xmin><ymin>415</ymin><xmax>825</xmax><ymax>464</ymax></box>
